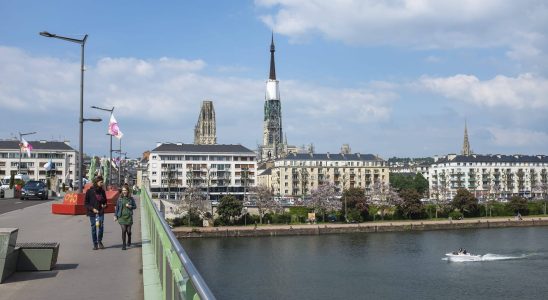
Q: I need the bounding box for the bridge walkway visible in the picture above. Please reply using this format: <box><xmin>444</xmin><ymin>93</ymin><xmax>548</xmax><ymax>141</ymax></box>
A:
<box><xmin>0</xmin><ymin>197</ymin><xmax>144</xmax><ymax>300</ymax></box>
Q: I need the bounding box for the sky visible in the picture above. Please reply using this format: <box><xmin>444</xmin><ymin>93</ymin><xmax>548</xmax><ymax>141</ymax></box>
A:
<box><xmin>1</xmin><ymin>0</ymin><xmax>548</xmax><ymax>159</ymax></box>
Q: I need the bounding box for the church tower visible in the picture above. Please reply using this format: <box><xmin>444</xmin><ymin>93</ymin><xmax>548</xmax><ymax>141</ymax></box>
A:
<box><xmin>261</xmin><ymin>34</ymin><xmax>284</xmax><ymax>160</ymax></box>
<box><xmin>194</xmin><ymin>100</ymin><xmax>217</xmax><ymax>145</ymax></box>
<box><xmin>461</xmin><ymin>121</ymin><xmax>471</xmax><ymax>156</ymax></box>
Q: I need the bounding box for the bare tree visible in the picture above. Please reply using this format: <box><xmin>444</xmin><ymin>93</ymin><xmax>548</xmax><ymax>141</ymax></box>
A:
<box><xmin>180</xmin><ymin>186</ymin><xmax>208</xmax><ymax>225</ymax></box>
<box><xmin>308</xmin><ymin>183</ymin><xmax>340</xmax><ymax>222</ymax></box>
<box><xmin>249</xmin><ymin>185</ymin><xmax>281</xmax><ymax>224</ymax></box>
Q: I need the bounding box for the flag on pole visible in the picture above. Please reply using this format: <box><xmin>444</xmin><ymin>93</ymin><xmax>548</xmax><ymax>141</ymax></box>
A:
<box><xmin>20</xmin><ymin>138</ymin><xmax>33</xmax><ymax>157</ymax></box>
<box><xmin>111</xmin><ymin>157</ymin><xmax>120</xmax><ymax>170</ymax></box>
<box><xmin>44</xmin><ymin>159</ymin><xmax>54</xmax><ymax>171</ymax></box>
<box><xmin>108</xmin><ymin>113</ymin><xmax>124</xmax><ymax>139</ymax></box>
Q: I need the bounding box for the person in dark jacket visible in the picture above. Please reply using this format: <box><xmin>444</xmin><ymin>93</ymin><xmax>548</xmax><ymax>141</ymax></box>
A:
<box><xmin>85</xmin><ymin>176</ymin><xmax>108</xmax><ymax>250</ymax></box>
<box><xmin>114</xmin><ymin>184</ymin><xmax>136</xmax><ymax>250</ymax></box>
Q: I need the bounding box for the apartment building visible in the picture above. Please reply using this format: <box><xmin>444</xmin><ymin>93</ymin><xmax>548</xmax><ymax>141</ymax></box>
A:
<box><xmin>0</xmin><ymin>140</ymin><xmax>78</xmax><ymax>184</ymax></box>
<box><xmin>148</xmin><ymin>143</ymin><xmax>257</xmax><ymax>200</ymax></box>
<box><xmin>261</xmin><ymin>152</ymin><xmax>389</xmax><ymax>198</ymax></box>
<box><xmin>429</xmin><ymin>154</ymin><xmax>548</xmax><ymax>200</ymax></box>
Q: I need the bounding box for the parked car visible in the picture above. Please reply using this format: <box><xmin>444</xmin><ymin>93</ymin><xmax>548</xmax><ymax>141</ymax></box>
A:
<box><xmin>21</xmin><ymin>180</ymin><xmax>48</xmax><ymax>200</ymax></box>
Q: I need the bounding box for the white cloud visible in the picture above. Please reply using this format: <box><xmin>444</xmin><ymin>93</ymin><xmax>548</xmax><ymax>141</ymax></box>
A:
<box><xmin>0</xmin><ymin>46</ymin><xmax>398</xmax><ymax>156</ymax></box>
<box><xmin>418</xmin><ymin>73</ymin><xmax>548</xmax><ymax>109</ymax></box>
<box><xmin>488</xmin><ymin>127</ymin><xmax>548</xmax><ymax>147</ymax></box>
<box><xmin>256</xmin><ymin>0</ymin><xmax>548</xmax><ymax>64</ymax></box>
<box><xmin>284</xmin><ymin>80</ymin><xmax>396</xmax><ymax>123</ymax></box>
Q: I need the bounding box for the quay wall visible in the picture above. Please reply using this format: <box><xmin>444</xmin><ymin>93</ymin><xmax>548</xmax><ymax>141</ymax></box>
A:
<box><xmin>174</xmin><ymin>218</ymin><xmax>548</xmax><ymax>239</ymax></box>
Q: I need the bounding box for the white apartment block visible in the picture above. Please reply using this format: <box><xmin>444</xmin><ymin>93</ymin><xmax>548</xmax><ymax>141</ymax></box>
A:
<box><xmin>0</xmin><ymin>140</ymin><xmax>78</xmax><ymax>184</ymax></box>
<box><xmin>148</xmin><ymin>143</ymin><xmax>257</xmax><ymax>200</ymax></box>
<box><xmin>263</xmin><ymin>152</ymin><xmax>389</xmax><ymax>198</ymax></box>
<box><xmin>429</xmin><ymin>154</ymin><xmax>548</xmax><ymax>200</ymax></box>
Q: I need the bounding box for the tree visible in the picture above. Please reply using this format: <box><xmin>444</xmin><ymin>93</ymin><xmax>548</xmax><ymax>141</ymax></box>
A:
<box><xmin>389</xmin><ymin>173</ymin><xmax>414</xmax><ymax>192</ymax></box>
<box><xmin>371</xmin><ymin>181</ymin><xmax>401</xmax><ymax>220</ymax></box>
<box><xmin>343</xmin><ymin>187</ymin><xmax>368</xmax><ymax>221</ymax></box>
<box><xmin>507</xmin><ymin>196</ymin><xmax>529</xmax><ymax>215</ymax></box>
<box><xmin>249</xmin><ymin>185</ymin><xmax>280</xmax><ymax>224</ymax></box>
<box><xmin>217</xmin><ymin>195</ymin><xmax>243</xmax><ymax>224</ymax></box>
<box><xmin>451</xmin><ymin>188</ymin><xmax>479</xmax><ymax>217</ymax></box>
<box><xmin>430</xmin><ymin>184</ymin><xmax>451</xmax><ymax>219</ymax></box>
<box><xmin>397</xmin><ymin>189</ymin><xmax>425</xmax><ymax>219</ymax></box>
<box><xmin>390</xmin><ymin>173</ymin><xmax>429</xmax><ymax>196</ymax></box>
<box><xmin>413</xmin><ymin>173</ymin><xmax>429</xmax><ymax>196</ymax></box>
<box><xmin>308</xmin><ymin>183</ymin><xmax>340</xmax><ymax>222</ymax></box>
<box><xmin>180</xmin><ymin>186</ymin><xmax>208</xmax><ymax>226</ymax></box>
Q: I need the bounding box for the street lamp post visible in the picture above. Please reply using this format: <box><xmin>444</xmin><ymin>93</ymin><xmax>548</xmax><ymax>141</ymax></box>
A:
<box><xmin>18</xmin><ymin>131</ymin><xmax>36</xmax><ymax>174</ymax></box>
<box><xmin>91</xmin><ymin>106</ymin><xmax>114</xmax><ymax>187</ymax></box>
<box><xmin>40</xmin><ymin>31</ymin><xmax>89</xmax><ymax>193</ymax></box>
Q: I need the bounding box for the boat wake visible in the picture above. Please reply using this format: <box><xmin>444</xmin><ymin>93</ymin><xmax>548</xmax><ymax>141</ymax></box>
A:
<box><xmin>442</xmin><ymin>253</ymin><xmax>528</xmax><ymax>262</ymax></box>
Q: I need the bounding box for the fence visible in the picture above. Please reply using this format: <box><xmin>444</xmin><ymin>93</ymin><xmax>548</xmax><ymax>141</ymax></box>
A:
<box><xmin>141</xmin><ymin>183</ymin><xmax>216</xmax><ymax>300</ymax></box>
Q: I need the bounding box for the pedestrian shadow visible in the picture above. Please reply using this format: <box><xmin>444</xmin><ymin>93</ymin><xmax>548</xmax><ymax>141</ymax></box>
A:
<box><xmin>104</xmin><ymin>243</ymin><xmax>142</xmax><ymax>249</ymax></box>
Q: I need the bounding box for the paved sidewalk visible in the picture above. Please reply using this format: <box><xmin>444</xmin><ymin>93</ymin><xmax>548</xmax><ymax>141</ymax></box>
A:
<box><xmin>0</xmin><ymin>198</ymin><xmax>143</xmax><ymax>300</ymax></box>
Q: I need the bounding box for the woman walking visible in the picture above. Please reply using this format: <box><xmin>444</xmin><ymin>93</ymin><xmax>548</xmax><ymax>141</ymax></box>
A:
<box><xmin>85</xmin><ymin>176</ymin><xmax>107</xmax><ymax>250</ymax></box>
<box><xmin>114</xmin><ymin>185</ymin><xmax>137</xmax><ymax>250</ymax></box>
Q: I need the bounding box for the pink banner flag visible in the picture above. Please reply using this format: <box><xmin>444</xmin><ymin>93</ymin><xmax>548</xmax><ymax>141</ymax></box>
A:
<box><xmin>108</xmin><ymin>113</ymin><xmax>124</xmax><ymax>139</ymax></box>
<box><xmin>20</xmin><ymin>138</ymin><xmax>33</xmax><ymax>157</ymax></box>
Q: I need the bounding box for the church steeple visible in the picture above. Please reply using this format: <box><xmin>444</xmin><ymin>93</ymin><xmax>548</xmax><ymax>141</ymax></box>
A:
<box><xmin>461</xmin><ymin>121</ymin><xmax>471</xmax><ymax>156</ymax></box>
<box><xmin>269</xmin><ymin>33</ymin><xmax>276</xmax><ymax>80</ymax></box>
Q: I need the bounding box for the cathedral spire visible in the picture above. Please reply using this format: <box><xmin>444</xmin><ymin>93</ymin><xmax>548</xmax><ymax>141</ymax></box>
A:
<box><xmin>461</xmin><ymin>121</ymin><xmax>471</xmax><ymax>156</ymax></box>
<box><xmin>269</xmin><ymin>32</ymin><xmax>276</xmax><ymax>80</ymax></box>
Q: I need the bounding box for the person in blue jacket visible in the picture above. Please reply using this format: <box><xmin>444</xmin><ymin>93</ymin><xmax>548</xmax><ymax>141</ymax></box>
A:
<box><xmin>114</xmin><ymin>184</ymin><xmax>136</xmax><ymax>250</ymax></box>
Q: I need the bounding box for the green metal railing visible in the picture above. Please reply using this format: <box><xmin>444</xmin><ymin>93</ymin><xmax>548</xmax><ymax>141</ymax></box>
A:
<box><xmin>141</xmin><ymin>183</ymin><xmax>216</xmax><ymax>300</ymax></box>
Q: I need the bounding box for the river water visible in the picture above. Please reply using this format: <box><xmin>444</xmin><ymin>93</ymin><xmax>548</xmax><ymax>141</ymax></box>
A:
<box><xmin>181</xmin><ymin>227</ymin><xmax>548</xmax><ymax>300</ymax></box>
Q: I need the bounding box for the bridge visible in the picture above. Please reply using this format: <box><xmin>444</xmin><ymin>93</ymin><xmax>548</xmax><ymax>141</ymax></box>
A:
<box><xmin>0</xmin><ymin>186</ymin><xmax>215</xmax><ymax>300</ymax></box>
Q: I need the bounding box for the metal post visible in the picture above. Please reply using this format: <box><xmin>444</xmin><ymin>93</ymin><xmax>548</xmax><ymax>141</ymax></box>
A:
<box><xmin>40</xmin><ymin>32</ymin><xmax>89</xmax><ymax>193</ymax></box>
<box><xmin>78</xmin><ymin>40</ymin><xmax>85</xmax><ymax>193</ymax></box>
<box><xmin>109</xmin><ymin>134</ymin><xmax>113</xmax><ymax>187</ymax></box>
<box><xmin>118</xmin><ymin>138</ymin><xmax>122</xmax><ymax>186</ymax></box>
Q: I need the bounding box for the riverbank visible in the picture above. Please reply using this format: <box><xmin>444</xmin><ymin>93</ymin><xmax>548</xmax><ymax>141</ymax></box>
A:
<box><xmin>173</xmin><ymin>216</ymin><xmax>548</xmax><ymax>238</ymax></box>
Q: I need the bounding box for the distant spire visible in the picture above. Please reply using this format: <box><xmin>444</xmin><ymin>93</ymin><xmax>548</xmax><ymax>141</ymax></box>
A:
<box><xmin>461</xmin><ymin>121</ymin><xmax>471</xmax><ymax>156</ymax></box>
<box><xmin>269</xmin><ymin>32</ymin><xmax>276</xmax><ymax>80</ymax></box>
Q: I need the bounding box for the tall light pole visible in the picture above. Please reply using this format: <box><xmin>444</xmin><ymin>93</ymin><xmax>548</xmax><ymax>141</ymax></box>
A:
<box><xmin>91</xmin><ymin>105</ymin><xmax>114</xmax><ymax>187</ymax></box>
<box><xmin>40</xmin><ymin>31</ymin><xmax>89</xmax><ymax>193</ymax></box>
<box><xmin>18</xmin><ymin>131</ymin><xmax>36</xmax><ymax>174</ymax></box>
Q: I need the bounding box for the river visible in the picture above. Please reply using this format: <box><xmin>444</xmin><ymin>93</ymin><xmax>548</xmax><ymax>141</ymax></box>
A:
<box><xmin>181</xmin><ymin>227</ymin><xmax>548</xmax><ymax>300</ymax></box>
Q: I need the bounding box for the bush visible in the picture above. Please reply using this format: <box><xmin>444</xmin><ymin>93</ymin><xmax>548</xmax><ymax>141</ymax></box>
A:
<box><xmin>346</xmin><ymin>209</ymin><xmax>362</xmax><ymax>223</ymax></box>
<box><xmin>488</xmin><ymin>202</ymin><xmax>508</xmax><ymax>217</ymax></box>
<box><xmin>271</xmin><ymin>213</ymin><xmax>292</xmax><ymax>224</ymax></box>
<box><xmin>507</xmin><ymin>196</ymin><xmax>529</xmax><ymax>215</ymax></box>
<box><xmin>235</xmin><ymin>213</ymin><xmax>259</xmax><ymax>226</ymax></box>
<box><xmin>289</xmin><ymin>206</ymin><xmax>310</xmax><ymax>223</ymax></box>
<box><xmin>448</xmin><ymin>210</ymin><xmax>463</xmax><ymax>220</ymax></box>
<box><xmin>168</xmin><ymin>211</ymin><xmax>203</xmax><ymax>227</ymax></box>
<box><xmin>527</xmin><ymin>201</ymin><xmax>545</xmax><ymax>215</ymax></box>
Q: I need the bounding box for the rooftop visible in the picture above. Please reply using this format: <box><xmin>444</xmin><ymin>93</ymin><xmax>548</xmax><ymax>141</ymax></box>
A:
<box><xmin>281</xmin><ymin>152</ymin><xmax>383</xmax><ymax>161</ymax></box>
<box><xmin>0</xmin><ymin>140</ymin><xmax>75</xmax><ymax>151</ymax></box>
<box><xmin>435</xmin><ymin>154</ymin><xmax>548</xmax><ymax>164</ymax></box>
<box><xmin>152</xmin><ymin>143</ymin><xmax>255</xmax><ymax>154</ymax></box>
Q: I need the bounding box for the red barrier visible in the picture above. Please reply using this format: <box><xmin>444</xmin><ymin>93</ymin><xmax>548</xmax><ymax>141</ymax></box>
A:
<box><xmin>52</xmin><ymin>184</ymin><xmax>120</xmax><ymax>215</ymax></box>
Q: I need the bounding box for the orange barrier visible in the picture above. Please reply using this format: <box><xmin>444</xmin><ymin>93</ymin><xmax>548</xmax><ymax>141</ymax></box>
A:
<box><xmin>52</xmin><ymin>184</ymin><xmax>119</xmax><ymax>215</ymax></box>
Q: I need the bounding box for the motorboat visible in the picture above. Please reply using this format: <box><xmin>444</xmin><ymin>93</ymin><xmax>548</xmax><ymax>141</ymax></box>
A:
<box><xmin>445</xmin><ymin>252</ymin><xmax>482</xmax><ymax>262</ymax></box>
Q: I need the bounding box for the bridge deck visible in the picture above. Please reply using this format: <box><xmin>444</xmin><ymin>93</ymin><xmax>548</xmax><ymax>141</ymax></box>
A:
<box><xmin>0</xmin><ymin>198</ymin><xmax>144</xmax><ymax>300</ymax></box>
